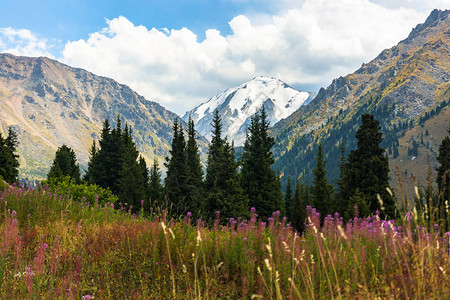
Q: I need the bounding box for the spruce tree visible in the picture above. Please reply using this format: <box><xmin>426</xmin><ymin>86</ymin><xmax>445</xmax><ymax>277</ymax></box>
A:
<box><xmin>335</xmin><ymin>141</ymin><xmax>347</xmax><ymax>215</ymax></box>
<box><xmin>85</xmin><ymin>117</ymin><xmax>148</xmax><ymax>210</ymax></box>
<box><xmin>312</xmin><ymin>143</ymin><xmax>334</xmax><ymax>218</ymax></box>
<box><xmin>0</xmin><ymin>128</ymin><xmax>20</xmax><ymax>183</ymax></box>
<box><xmin>437</xmin><ymin>125</ymin><xmax>450</xmax><ymax>199</ymax></box>
<box><xmin>47</xmin><ymin>144</ymin><xmax>81</xmax><ymax>183</ymax></box>
<box><xmin>164</xmin><ymin>119</ymin><xmax>189</xmax><ymax>213</ymax></box>
<box><xmin>341</xmin><ymin>114</ymin><xmax>396</xmax><ymax>218</ymax></box>
<box><xmin>241</xmin><ymin>107</ymin><xmax>283</xmax><ymax>219</ymax></box>
<box><xmin>186</xmin><ymin>116</ymin><xmax>204</xmax><ymax>216</ymax></box>
<box><xmin>149</xmin><ymin>159</ymin><xmax>164</xmax><ymax>208</ymax></box>
<box><xmin>117</xmin><ymin>125</ymin><xmax>147</xmax><ymax>211</ymax></box>
<box><xmin>292</xmin><ymin>179</ymin><xmax>307</xmax><ymax>233</ymax></box>
<box><xmin>205</xmin><ymin>111</ymin><xmax>248</xmax><ymax>221</ymax></box>
<box><xmin>205</xmin><ymin>110</ymin><xmax>224</xmax><ymax>190</ymax></box>
<box><xmin>284</xmin><ymin>175</ymin><xmax>293</xmax><ymax>221</ymax></box>
<box><xmin>436</xmin><ymin>124</ymin><xmax>450</xmax><ymax>230</ymax></box>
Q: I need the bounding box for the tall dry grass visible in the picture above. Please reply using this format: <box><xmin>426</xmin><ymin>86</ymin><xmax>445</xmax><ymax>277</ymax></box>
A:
<box><xmin>0</xmin><ymin>185</ymin><xmax>448</xmax><ymax>299</ymax></box>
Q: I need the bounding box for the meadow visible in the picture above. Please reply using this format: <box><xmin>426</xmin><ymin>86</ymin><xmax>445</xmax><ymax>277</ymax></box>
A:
<box><xmin>0</xmin><ymin>185</ymin><xmax>449</xmax><ymax>299</ymax></box>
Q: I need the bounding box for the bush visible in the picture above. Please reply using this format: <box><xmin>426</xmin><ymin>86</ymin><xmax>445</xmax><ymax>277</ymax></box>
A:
<box><xmin>42</xmin><ymin>175</ymin><xmax>118</xmax><ymax>205</ymax></box>
<box><xmin>0</xmin><ymin>175</ymin><xmax>9</xmax><ymax>191</ymax></box>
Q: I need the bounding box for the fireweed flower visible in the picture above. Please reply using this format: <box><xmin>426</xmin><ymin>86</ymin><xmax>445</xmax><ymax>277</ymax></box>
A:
<box><xmin>187</xmin><ymin>212</ymin><xmax>192</xmax><ymax>218</ymax></box>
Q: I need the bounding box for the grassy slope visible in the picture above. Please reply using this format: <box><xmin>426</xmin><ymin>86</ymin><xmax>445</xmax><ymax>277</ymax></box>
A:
<box><xmin>0</xmin><ymin>187</ymin><xmax>449</xmax><ymax>299</ymax></box>
<box><xmin>389</xmin><ymin>106</ymin><xmax>450</xmax><ymax>203</ymax></box>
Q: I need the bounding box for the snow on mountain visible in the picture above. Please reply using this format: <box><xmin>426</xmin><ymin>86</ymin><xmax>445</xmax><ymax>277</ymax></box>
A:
<box><xmin>183</xmin><ymin>76</ymin><xmax>315</xmax><ymax>146</ymax></box>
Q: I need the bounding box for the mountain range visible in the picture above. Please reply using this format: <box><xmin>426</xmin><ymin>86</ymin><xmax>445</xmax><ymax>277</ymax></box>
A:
<box><xmin>183</xmin><ymin>76</ymin><xmax>315</xmax><ymax>146</ymax></box>
<box><xmin>0</xmin><ymin>54</ymin><xmax>204</xmax><ymax>180</ymax></box>
<box><xmin>0</xmin><ymin>9</ymin><xmax>448</xmax><ymax>191</ymax></box>
<box><xmin>272</xmin><ymin>9</ymin><xmax>449</xmax><ymax>193</ymax></box>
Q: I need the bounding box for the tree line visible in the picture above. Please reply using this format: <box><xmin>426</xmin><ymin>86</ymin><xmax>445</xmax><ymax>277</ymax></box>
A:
<box><xmin>1</xmin><ymin>111</ymin><xmax>449</xmax><ymax>231</ymax></box>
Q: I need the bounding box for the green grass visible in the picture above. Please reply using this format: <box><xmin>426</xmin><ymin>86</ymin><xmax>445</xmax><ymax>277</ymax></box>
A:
<box><xmin>0</xmin><ymin>186</ymin><xmax>449</xmax><ymax>299</ymax></box>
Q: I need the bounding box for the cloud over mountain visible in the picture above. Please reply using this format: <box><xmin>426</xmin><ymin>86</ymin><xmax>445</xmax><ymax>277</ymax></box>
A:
<box><xmin>3</xmin><ymin>0</ymin><xmax>444</xmax><ymax>114</ymax></box>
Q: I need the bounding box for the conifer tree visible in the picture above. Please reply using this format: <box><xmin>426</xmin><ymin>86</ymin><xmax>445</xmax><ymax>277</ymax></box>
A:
<box><xmin>84</xmin><ymin>141</ymin><xmax>98</xmax><ymax>183</ymax></box>
<box><xmin>117</xmin><ymin>125</ymin><xmax>147</xmax><ymax>211</ymax></box>
<box><xmin>0</xmin><ymin>128</ymin><xmax>20</xmax><ymax>183</ymax></box>
<box><xmin>345</xmin><ymin>189</ymin><xmax>370</xmax><ymax>220</ymax></box>
<box><xmin>149</xmin><ymin>158</ymin><xmax>164</xmax><ymax>208</ymax></box>
<box><xmin>341</xmin><ymin>114</ymin><xmax>396</xmax><ymax>218</ymax></box>
<box><xmin>284</xmin><ymin>175</ymin><xmax>293</xmax><ymax>221</ymax></box>
<box><xmin>241</xmin><ymin>107</ymin><xmax>283</xmax><ymax>219</ymax></box>
<box><xmin>185</xmin><ymin>116</ymin><xmax>204</xmax><ymax>215</ymax></box>
<box><xmin>437</xmin><ymin>125</ymin><xmax>450</xmax><ymax>199</ymax></box>
<box><xmin>85</xmin><ymin>116</ymin><xmax>148</xmax><ymax>210</ymax></box>
<box><xmin>205</xmin><ymin>110</ymin><xmax>224</xmax><ymax>190</ymax></box>
<box><xmin>312</xmin><ymin>143</ymin><xmax>334</xmax><ymax>218</ymax></box>
<box><xmin>139</xmin><ymin>155</ymin><xmax>150</xmax><ymax>201</ymax></box>
<box><xmin>292</xmin><ymin>179</ymin><xmax>307</xmax><ymax>233</ymax></box>
<box><xmin>205</xmin><ymin>111</ymin><xmax>248</xmax><ymax>221</ymax></box>
<box><xmin>335</xmin><ymin>141</ymin><xmax>347</xmax><ymax>215</ymax></box>
<box><xmin>47</xmin><ymin>144</ymin><xmax>81</xmax><ymax>183</ymax></box>
<box><xmin>164</xmin><ymin>119</ymin><xmax>189</xmax><ymax>213</ymax></box>
<box><xmin>436</xmin><ymin>124</ymin><xmax>450</xmax><ymax>230</ymax></box>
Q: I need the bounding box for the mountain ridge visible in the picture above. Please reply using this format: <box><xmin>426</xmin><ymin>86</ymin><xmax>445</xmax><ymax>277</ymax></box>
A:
<box><xmin>271</xmin><ymin>9</ymin><xmax>449</xmax><ymax>190</ymax></box>
<box><xmin>0</xmin><ymin>53</ymin><xmax>207</xmax><ymax>180</ymax></box>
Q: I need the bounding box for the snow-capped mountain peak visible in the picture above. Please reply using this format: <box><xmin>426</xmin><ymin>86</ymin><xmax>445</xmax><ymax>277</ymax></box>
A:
<box><xmin>183</xmin><ymin>76</ymin><xmax>315</xmax><ymax>146</ymax></box>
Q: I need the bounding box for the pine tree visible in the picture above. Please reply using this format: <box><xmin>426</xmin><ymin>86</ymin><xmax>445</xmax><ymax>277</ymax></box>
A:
<box><xmin>149</xmin><ymin>159</ymin><xmax>164</xmax><ymax>209</ymax></box>
<box><xmin>241</xmin><ymin>107</ymin><xmax>283</xmax><ymax>219</ymax></box>
<box><xmin>205</xmin><ymin>111</ymin><xmax>248</xmax><ymax>221</ymax></box>
<box><xmin>312</xmin><ymin>144</ymin><xmax>334</xmax><ymax>218</ymax></box>
<box><xmin>205</xmin><ymin>110</ymin><xmax>224</xmax><ymax>190</ymax></box>
<box><xmin>0</xmin><ymin>128</ymin><xmax>20</xmax><ymax>183</ymax></box>
<box><xmin>341</xmin><ymin>114</ymin><xmax>396</xmax><ymax>218</ymax></box>
<box><xmin>292</xmin><ymin>179</ymin><xmax>307</xmax><ymax>233</ymax></box>
<box><xmin>117</xmin><ymin>125</ymin><xmax>147</xmax><ymax>211</ymax></box>
<box><xmin>335</xmin><ymin>141</ymin><xmax>347</xmax><ymax>215</ymax></box>
<box><xmin>139</xmin><ymin>155</ymin><xmax>150</xmax><ymax>204</ymax></box>
<box><xmin>345</xmin><ymin>189</ymin><xmax>370</xmax><ymax>220</ymax></box>
<box><xmin>206</xmin><ymin>139</ymin><xmax>248</xmax><ymax>222</ymax></box>
<box><xmin>284</xmin><ymin>175</ymin><xmax>293</xmax><ymax>221</ymax></box>
<box><xmin>437</xmin><ymin>125</ymin><xmax>450</xmax><ymax>198</ymax></box>
<box><xmin>85</xmin><ymin>117</ymin><xmax>148</xmax><ymax>210</ymax></box>
<box><xmin>164</xmin><ymin>119</ymin><xmax>189</xmax><ymax>213</ymax></box>
<box><xmin>436</xmin><ymin>124</ymin><xmax>450</xmax><ymax>230</ymax></box>
<box><xmin>47</xmin><ymin>144</ymin><xmax>81</xmax><ymax>183</ymax></box>
<box><xmin>185</xmin><ymin>116</ymin><xmax>204</xmax><ymax>216</ymax></box>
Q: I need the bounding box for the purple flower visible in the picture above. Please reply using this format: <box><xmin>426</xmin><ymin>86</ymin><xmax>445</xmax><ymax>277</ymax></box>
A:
<box><xmin>11</xmin><ymin>210</ymin><xmax>16</xmax><ymax>217</ymax></box>
<box><xmin>82</xmin><ymin>295</ymin><xmax>91</xmax><ymax>300</ymax></box>
<box><xmin>250</xmin><ymin>207</ymin><xmax>256</xmax><ymax>213</ymax></box>
<box><xmin>141</xmin><ymin>199</ymin><xmax>144</xmax><ymax>207</ymax></box>
<box><xmin>243</xmin><ymin>237</ymin><xmax>247</xmax><ymax>241</ymax></box>
<box><xmin>187</xmin><ymin>212</ymin><xmax>192</xmax><ymax>218</ymax></box>
<box><xmin>405</xmin><ymin>212</ymin><xmax>412</xmax><ymax>221</ymax></box>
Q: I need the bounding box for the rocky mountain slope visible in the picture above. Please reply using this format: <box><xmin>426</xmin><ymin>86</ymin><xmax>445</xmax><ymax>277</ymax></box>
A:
<box><xmin>272</xmin><ymin>9</ymin><xmax>450</xmax><ymax>192</ymax></box>
<box><xmin>0</xmin><ymin>54</ymin><xmax>201</xmax><ymax>180</ymax></box>
<box><xmin>183</xmin><ymin>76</ymin><xmax>315</xmax><ymax>146</ymax></box>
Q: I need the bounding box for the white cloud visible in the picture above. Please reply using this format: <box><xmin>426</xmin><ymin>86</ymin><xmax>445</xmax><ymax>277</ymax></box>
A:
<box><xmin>62</xmin><ymin>0</ymin><xmax>431</xmax><ymax>114</ymax></box>
<box><xmin>0</xmin><ymin>0</ymin><xmax>419</xmax><ymax>115</ymax></box>
<box><xmin>0</xmin><ymin>27</ymin><xmax>54</xmax><ymax>58</ymax></box>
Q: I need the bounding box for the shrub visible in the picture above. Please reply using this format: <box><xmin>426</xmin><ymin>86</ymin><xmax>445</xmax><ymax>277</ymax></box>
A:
<box><xmin>42</xmin><ymin>175</ymin><xmax>118</xmax><ymax>205</ymax></box>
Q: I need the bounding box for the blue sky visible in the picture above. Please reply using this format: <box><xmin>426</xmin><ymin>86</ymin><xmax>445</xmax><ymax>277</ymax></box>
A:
<box><xmin>0</xmin><ymin>0</ymin><xmax>447</xmax><ymax>114</ymax></box>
